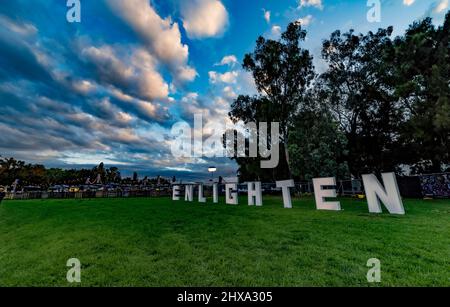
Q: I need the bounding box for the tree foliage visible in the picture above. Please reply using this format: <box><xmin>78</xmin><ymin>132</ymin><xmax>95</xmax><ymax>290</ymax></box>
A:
<box><xmin>391</xmin><ymin>14</ymin><xmax>450</xmax><ymax>173</ymax></box>
<box><xmin>320</xmin><ymin>26</ymin><xmax>406</xmax><ymax>176</ymax></box>
<box><xmin>229</xmin><ymin>22</ymin><xmax>315</xmax><ymax>180</ymax></box>
<box><xmin>228</xmin><ymin>13</ymin><xmax>450</xmax><ymax>180</ymax></box>
<box><xmin>288</xmin><ymin>107</ymin><xmax>349</xmax><ymax>181</ymax></box>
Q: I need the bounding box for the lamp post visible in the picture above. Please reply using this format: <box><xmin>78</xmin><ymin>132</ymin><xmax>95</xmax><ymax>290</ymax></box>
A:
<box><xmin>208</xmin><ymin>166</ymin><xmax>217</xmax><ymax>182</ymax></box>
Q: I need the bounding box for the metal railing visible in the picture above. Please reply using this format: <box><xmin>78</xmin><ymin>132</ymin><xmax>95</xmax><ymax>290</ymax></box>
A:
<box><xmin>1</xmin><ymin>173</ymin><xmax>449</xmax><ymax>200</ymax></box>
<box><xmin>3</xmin><ymin>188</ymin><xmax>172</xmax><ymax>200</ymax></box>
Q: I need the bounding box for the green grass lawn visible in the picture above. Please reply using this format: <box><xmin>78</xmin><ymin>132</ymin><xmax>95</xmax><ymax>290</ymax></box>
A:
<box><xmin>0</xmin><ymin>196</ymin><xmax>449</xmax><ymax>287</ymax></box>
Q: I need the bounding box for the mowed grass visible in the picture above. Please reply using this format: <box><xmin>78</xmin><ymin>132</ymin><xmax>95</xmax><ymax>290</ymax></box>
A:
<box><xmin>0</xmin><ymin>196</ymin><xmax>449</xmax><ymax>287</ymax></box>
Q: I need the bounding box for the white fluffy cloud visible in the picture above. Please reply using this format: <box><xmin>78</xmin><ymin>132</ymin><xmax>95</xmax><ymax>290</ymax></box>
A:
<box><xmin>298</xmin><ymin>0</ymin><xmax>323</xmax><ymax>10</ymax></box>
<box><xmin>105</xmin><ymin>0</ymin><xmax>196</xmax><ymax>83</ymax></box>
<box><xmin>209</xmin><ymin>71</ymin><xmax>239</xmax><ymax>84</ymax></box>
<box><xmin>81</xmin><ymin>45</ymin><xmax>169</xmax><ymax>101</ymax></box>
<box><xmin>268</xmin><ymin>25</ymin><xmax>282</xmax><ymax>39</ymax></box>
<box><xmin>181</xmin><ymin>0</ymin><xmax>229</xmax><ymax>39</ymax></box>
<box><xmin>131</xmin><ymin>48</ymin><xmax>171</xmax><ymax>100</ymax></box>
<box><xmin>216</xmin><ymin>55</ymin><xmax>238</xmax><ymax>66</ymax></box>
<box><xmin>403</xmin><ymin>0</ymin><xmax>415</xmax><ymax>6</ymax></box>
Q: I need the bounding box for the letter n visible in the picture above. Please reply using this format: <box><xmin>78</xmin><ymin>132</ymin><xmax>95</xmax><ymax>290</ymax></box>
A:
<box><xmin>362</xmin><ymin>173</ymin><xmax>405</xmax><ymax>215</ymax></box>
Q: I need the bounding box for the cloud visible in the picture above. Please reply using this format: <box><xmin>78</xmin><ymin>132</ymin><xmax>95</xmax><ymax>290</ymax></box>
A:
<box><xmin>298</xmin><ymin>0</ymin><xmax>323</xmax><ymax>10</ymax></box>
<box><xmin>0</xmin><ymin>1</ymin><xmax>241</xmax><ymax>178</ymax></box>
<box><xmin>403</xmin><ymin>0</ymin><xmax>415</xmax><ymax>6</ymax></box>
<box><xmin>268</xmin><ymin>25</ymin><xmax>282</xmax><ymax>40</ymax></box>
<box><xmin>434</xmin><ymin>0</ymin><xmax>449</xmax><ymax>13</ymax></box>
<box><xmin>81</xmin><ymin>45</ymin><xmax>169</xmax><ymax>101</ymax></box>
<box><xmin>108</xmin><ymin>88</ymin><xmax>171</xmax><ymax>124</ymax></box>
<box><xmin>263</xmin><ymin>9</ymin><xmax>271</xmax><ymax>24</ymax></box>
<box><xmin>0</xmin><ymin>17</ymin><xmax>53</xmax><ymax>83</ymax></box>
<box><xmin>0</xmin><ymin>82</ymin><xmax>177</xmax><ymax>170</ymax></box>
<box><xmin>181</xmin><ymin>0</ymin><xmax>229</xmax><ymax>39</ymax></box>
<box><xmin>176</xmin><ymin>61</ymin><xmax>257</xmax><ymax>160</ymax></box>
<box><xmin>223</xmin><ymin>86</ymin><xmax>237</xmax><ymax>99</ymax></box>
<box><xmin>105</xmin><ymin>0</ymin><xmax>196</xmax><ymax>83</ymax></box>
<box><xmin>130</xmin><ymin>48</ymin><xmax>170</xmax><ymax>100</ymax></box>
<box><xmin>297</xmin><ymin>15</ymin><xmax>314</xmax><ymax>26</ymax></box>
<box><xmin>71</xmin><ymin>80</ymin><xmax>96</xmax><ymax>95</ymax></box>
<box><xmin>215</xmin><ymin>55</ymin><xmax>238</xmax><ymax>67</ymax></box>
<box><xmin>0</xmin><ymin>12</ymin><xmax>177</xmax><ymax>173</ymax></box>
<box><xmin>86</xmin><ymin>97</ymin><xmax>134</xmax><ymax>127</ymax></box>
<box><xmin>0</xmin><ymin>15</ymin><xmax>37</xmax><ymax>36</ymax></box>
<box><xmin>424</xmin><ymin>0</ymin><xmax>449</xmax><ymax>18</ymax></box>
<box><xmin>209</xmin><ymin>71</ymin><xmax>239</xmax><ymax>84</ymax></box>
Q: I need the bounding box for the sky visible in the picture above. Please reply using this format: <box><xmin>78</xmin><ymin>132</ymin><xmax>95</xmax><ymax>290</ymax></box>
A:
<box><xmin>0</xmin><ymin>0</ymin><xmax>448</xmax><ymax>180</ymax></box>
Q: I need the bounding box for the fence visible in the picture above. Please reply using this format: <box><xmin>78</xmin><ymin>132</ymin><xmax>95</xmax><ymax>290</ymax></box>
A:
<box><xmin>3</xmin><ymin>187</ymin><xmax>172</xmax><ymax>201</ymax></box>
<box><xmin>419</xmin><ymin>173</ymin><xmax>450</xmax><ymax>198</ymax></box>
<box><xmin>294</xmin><ymin>174</ymin><xmax>448</xmax><ymax>199</ymax></box>
<box><xmin>2</xmin><ymin>173</ymin><xmax>449</xmax><ymax>201</ymax></box>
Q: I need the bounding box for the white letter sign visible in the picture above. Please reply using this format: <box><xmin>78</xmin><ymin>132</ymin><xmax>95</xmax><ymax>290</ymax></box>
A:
<box><xmin>247</xmin><ymin>182</ymin><xmax>262</xmax><ymax>206</ymax></box>
<box><xmin>226</xmin><ymin>184</ymin><xmax>238</xmax><ymax>205</ymax></box>
<box><xmin>362</xmin><ymin>173</ymin><xmax>405</xmax><ymax>215</ymax></box>
<box><xmin>213</xmin><ymin>184</ymin><xmax>219</xmax><ymax>203</ymax></box>
<box><xmin>276</xmin><ymin>180</ymin><xmax>295</xmax><ymax>208</ymax></box>
<box><xmin>172</xmin><ymin>185</ymin><xmax>180</xmax><ymax>201</ymax></box>
<box><xmin>185</xmin><ymin>185</ymin><xmax>194</xmax><ymax>202</ymax></box>
<box><xmin>313</xmin><ymin>177</ymin><xmax>341</xmax><ymax>211</ymax></box>
<box><xmin>198</xmin><ymin>184</ymin><xmax>206</xmax><ymax>203</ymax></box>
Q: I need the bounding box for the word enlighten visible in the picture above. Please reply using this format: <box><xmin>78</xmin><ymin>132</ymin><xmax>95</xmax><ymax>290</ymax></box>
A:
<box><xmin>172</xmin><ymin>172</ymin><xmax>405</xmax><ymax>215</ymax></box>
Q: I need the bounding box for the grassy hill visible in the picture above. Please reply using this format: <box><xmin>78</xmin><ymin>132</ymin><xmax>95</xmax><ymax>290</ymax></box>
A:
<box><xmin>0</xmin><ymin>196</ymin><xmax>448</xmax><ymax>286</ymax></box>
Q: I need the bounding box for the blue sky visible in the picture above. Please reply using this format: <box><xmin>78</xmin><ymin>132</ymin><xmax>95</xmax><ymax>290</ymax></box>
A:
<box><xmin>0</xmin><ymin>0</ymin><xmax>448</xmax><ymax>180</ymax></box>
